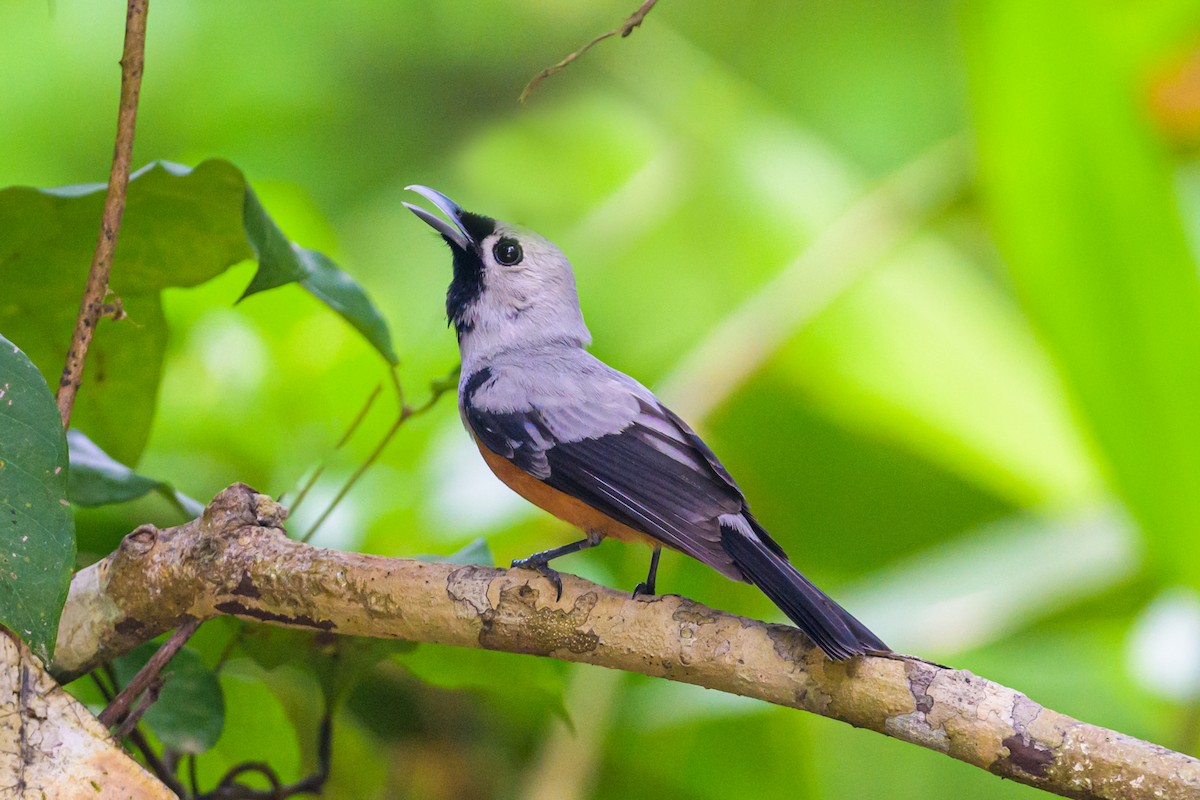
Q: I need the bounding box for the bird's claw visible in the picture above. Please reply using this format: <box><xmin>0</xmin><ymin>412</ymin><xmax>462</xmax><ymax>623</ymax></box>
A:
<box><xmin>631</xmin><ymin>581</ymin><xmax>655</xmax><ymax>599</ymax></box>
<box><xmin>511</xmin><ymin>558</ymin><xmax>564</xmax><ymax>601</ymax></box>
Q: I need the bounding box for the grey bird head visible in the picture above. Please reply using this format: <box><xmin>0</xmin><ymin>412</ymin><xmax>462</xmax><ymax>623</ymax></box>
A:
<box><xmin>404</xmin><ymin>185</ymin><xmax>591</xmax><ymax>367</ymax></box>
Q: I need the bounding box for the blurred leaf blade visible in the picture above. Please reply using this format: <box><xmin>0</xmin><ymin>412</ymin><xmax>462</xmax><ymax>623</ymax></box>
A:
<box><xmin>67</xmin><ymin>429</ymin><xmax>204</xmax><ymax>517</ymax></box>
<box><xmin>195</xmin><ymin>667</ymin><xmax>302</xmax><ymax>789</ymax></box>
<box><xmin>0</xmin><ymin>160</ymin><xmax>398</xmax><ymax>465</ymax></box>
<box><xmin>393</xmin><ymin>643</ymin><xmax>571</xmax><ymax>724</ymax></box>
<box><xmin>784</xmin><ymin>237</ymin><xmax>1103</xmax><ymax>509</ymax></box>
<box><xmin>238</xmin><ymin>624</ymin><xmax>412</xmax><ymax>707</ymax></box>
<box><xmin>965</xmin><ymin>0</ymin><xmax>1200</xmax><ymax>582</ymax></box>
<box><xmin>415</xmin><ymin>537</ymin><xmax>494</xmax><ymax>566</ymax></box>
<box><xmin>0</xmin><ymin>333</ymin><xmax>75</xmax><ymax>663</ymax></box>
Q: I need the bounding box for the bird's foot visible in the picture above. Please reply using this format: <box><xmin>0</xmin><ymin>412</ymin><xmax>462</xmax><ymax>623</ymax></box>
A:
<box><xmin>631</xmin><ymin>580</ymin><xmax>656</xmax><ymax>599</ymax></box>
<box><xmin>510</xmin><ymin>557</ymin><xmax>564</xmax><ymax>601</ymax></box>
<box><xmin>632</xmin><ymin>546</ymin><xmax>661</xmax><ymax>600</ymax></box>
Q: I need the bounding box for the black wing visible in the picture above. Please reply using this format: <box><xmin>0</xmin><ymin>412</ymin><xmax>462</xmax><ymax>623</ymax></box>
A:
<box><xmin>463</xmin><ymin>371</ymin><xmax>748</xmax><ymax>579</ymax></box>
<box><xmin>463</xmin><ymin>367</ymin><xmax>890</xmax><ymax>659</ymax></box>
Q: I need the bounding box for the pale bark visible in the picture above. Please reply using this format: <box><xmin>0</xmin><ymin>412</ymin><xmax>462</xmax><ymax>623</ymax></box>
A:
<box><xmin>0</xmin><ymin>630</ymin><xmax>173</xmax><ymax>799</ymax></box>
<box><xmin>49</xmin><ymin>484</ymin><xmax>1200</xmax><ymax>800</ymax></box>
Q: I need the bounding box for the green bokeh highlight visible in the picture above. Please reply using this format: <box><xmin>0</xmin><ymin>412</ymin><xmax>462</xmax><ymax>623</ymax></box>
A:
<box><xmin>11</xmin><ymin>0</ymin><xmax>1200</xmax><ymax>796</ymax></box>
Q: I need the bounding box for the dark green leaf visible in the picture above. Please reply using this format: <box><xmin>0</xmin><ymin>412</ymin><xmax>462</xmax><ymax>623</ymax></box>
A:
<box><xmin>0</xmin><ymin>160</ymin><xmax>398</xmax><ymax>463</ymax></box>
<box><xmin>0</xmin><ymin>161</ymin><xmax>246</xmax><ymax>464</ymax></box>
<box><xmin>113</xmin><ymin>642</ymin><xmax>225</xmax><ymax>754</ymax></box>
<box><xmin>0</xmin><ymin>333</ymin><xmax>74</xmax><ymax>664</ymax></box>
<box><xmin>67</xmin><ymin>429</ymin><xmax>204</xmax><ymax>518</ymax></box>
<box><xmin>393</xmin><ymin>643</ymin><xmax>570</xmax><ymax>724</ymax></box>
<box><xmin>292</xmin><ymin>247</ymin><xmax>399</xmax><ymax>366</ymax></box>
<box><xmin>238</xmin><ymin>625</ymin><xmax>412</xmax><ymax>706</ymax></box>
<box><xmin>241</xmin><ymin>189</ymin><xmax>399</xmax><ymax>364</ymax></box>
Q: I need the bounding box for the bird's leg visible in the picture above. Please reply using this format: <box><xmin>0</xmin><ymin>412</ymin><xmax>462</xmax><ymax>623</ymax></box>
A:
<box><xmin>511</xmin><ymin>531</ymin><xmax>603</xmax><ymax>600</ymax></box>
<box><xmin>632</xmin><ymin>546</ymin><xmax>662</xmax><ymax>599</ymax></box>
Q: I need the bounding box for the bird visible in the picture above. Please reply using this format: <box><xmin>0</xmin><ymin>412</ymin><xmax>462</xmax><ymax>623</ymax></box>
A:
<box><xmin>404</xmin><ymin>185</ymin><xmax>889</xmax><ymax>660</ymax></box>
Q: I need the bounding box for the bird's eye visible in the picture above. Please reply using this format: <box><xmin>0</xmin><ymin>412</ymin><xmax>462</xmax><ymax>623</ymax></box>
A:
<box><xmin>493</xmin><ymin>238</ymin><xmax>523</xmax><ymax>266</ymax></box>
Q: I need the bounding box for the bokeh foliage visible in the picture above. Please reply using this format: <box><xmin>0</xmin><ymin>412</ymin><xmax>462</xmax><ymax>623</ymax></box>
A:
<box><xmin>4</xmin><ymin>0</ymin><xmax>1200</xmax><ymax>797</ymax></box>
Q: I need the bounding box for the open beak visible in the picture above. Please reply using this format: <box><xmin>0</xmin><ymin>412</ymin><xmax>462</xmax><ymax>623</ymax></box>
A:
<box><xmin>403</xmin><ymin>185</ymin><xmax>474</xmax><ymax>251</ymax></box>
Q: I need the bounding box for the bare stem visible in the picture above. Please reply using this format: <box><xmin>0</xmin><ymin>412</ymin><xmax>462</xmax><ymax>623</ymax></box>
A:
<box><xmin>98</xmin><ymin>616</ymin><xmax>200</xmax><ymax>728</ymax></box>
<box><xmin>98</xmin><ymin>664</ymin><xmax>188</xmax><ymax>797</ymax></box>
<box><xmin>299</xmin><ymin>372</ymin><xmax>455</xmax><ymax>544</ymax></box>
<box><xmin>56</xmin><ymin>0</ymin><xmax>149</xmax><ymax>427</ymax></box>
<box><xmin>288</xmin><ymin>382</ymin><xmax>383</xmax><ymax>516</ymax></box>
<box><xmin>111</xmin><ymin>676</ymin><xmax>164</xmax><ymax>741</ymax></box>
<box><xmin>519</xmin><ymin>0</ymin><xmax>659</xmax><ymax>104</ymax></box>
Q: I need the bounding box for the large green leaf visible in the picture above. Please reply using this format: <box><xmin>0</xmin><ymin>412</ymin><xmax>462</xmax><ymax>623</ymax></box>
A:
<box><xmin>0</xmin><ymin>333</ymin><xmax>74</xmax><ymax>663</ymax></box>
<box><xmin>241</xmin><ymin>188</ymin><xmax>397</xmax><ymax>363</ymax></box>
<box><xmin>0</xmin><ymin>160</ymin><xmax>398</xmax><ymax>464</ymax></box>
<box><xmin>113</xmin><ymin>641</ymin><xmax>225</xmax><ymax>754</ymax></box>
<box><xmin>964</xmin><ymin>2</ymin><xmax>1200</xmax><ymax>584</ymax></box>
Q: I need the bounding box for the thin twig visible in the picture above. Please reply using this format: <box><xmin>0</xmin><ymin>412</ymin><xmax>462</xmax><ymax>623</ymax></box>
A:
<box><xmin>519</xmin><ymin>0</ymin><xmax>659</xmax><ymax>104</ymax></box>
<box><xmin>161</xmin><ymin>746</ymin><xmax>182</xmax><ymax>786</ymax></box>
<box><xmin>209</xmin><ymin>761</ymin><xmax>284</xmax><ymax>799</ymax></box>
<box><xmin>288</xmin><ymin>382</ymin><xmax>383</xmax><ymax>515</ymax></box>
<box><xmin>101</xmin><ymin>665</ymin><xmax>189</xmax><ymax>797</ymax></box>
<box><xmin>197</xmin><ymin>707</ymin><xmax>332</xmax><ymax>799</ymax></box>
<box><xmin>189</xmin><ymin>754</ymin><xmax>201</xmax><ymax>798</ymax></box>
<box><xmin>111</xmin><ymin>675</ymin><xmax>164</xmax><ymax>740</ymax></box>
<box><xmin>211</xmin><ymin>623</ymin><xmax>243</xmax><ymax>675</ymax></box>
<box><xmin>299</xmin><ymin>372</ymin><xmax>455</xmax><ymax>543</ymax></box>
<box><xmin>292</xmin><ymin>708</ymin><xmax>333</xmax><ymax>794</ymax></box>
<box><xmin>98</xmin><ymin>616</ymin><xmax>200</xmax><ymax>727</ymax></box>
<box><xmin>129</xmin><ymin>726</ymin><xmax>189</xmax><ymax>797</ymax></box>
<box><xmin>55</xmin><ymin>0</ymin><xmax>149</xmax><ymax>427</ymax></box>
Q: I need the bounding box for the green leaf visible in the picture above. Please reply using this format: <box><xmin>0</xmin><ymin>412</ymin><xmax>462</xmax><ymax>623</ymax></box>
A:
<box><xmin>964</xmin><ymin>1</ymin><xmax>1200</xmax><ymax>584</ymax></box>
<box><xmin>241</xmin><ymin>189</ymin><xmax>398</xmax><ymax>364</ymax></box>
<box><xmin>0</xmin><ymin>333</ymin><xmax>74</xmax><ymax>664</ymax></box>
<box><xmin>0</xmin><ymin>160</ymin><xmax>398</xmax><ymax>464</ymax></box>
<box><xmin>67</xmin><ymin>429</ymin><xmax>204</xmax><ymax>518</ymax></box>
<box><xmin>393</xmin><ymin>644</ymin><xmax>570</xmax><ymax>724</ymax></box>
<box><xmin>415</xmin><ymin>537</ymin><xmax>494</xmax><ymax>566</ymax></box>
<box><xmin>113</xmin><ymin>642</ymin><xmax>225</xmax><ymax>754</ymax></box>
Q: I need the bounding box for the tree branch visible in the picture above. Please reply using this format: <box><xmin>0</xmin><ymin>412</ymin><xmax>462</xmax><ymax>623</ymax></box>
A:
<box><xmin>51</xmin><ymin>484</ymin><xmax>1200</xmax><ymax>800</ymax></box>
<box><xmin>56</xmin><ymin>0</ymin><xmax>148</xmax><ymax>427</ymax></box>
<box><xmin>0</xmin><ymin>630</ymin><xmax>175</xmax><ymax>799</ymax></box>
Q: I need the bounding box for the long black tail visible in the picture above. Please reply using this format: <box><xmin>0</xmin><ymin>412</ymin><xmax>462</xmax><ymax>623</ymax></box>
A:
<box><xmin>720</xmin><ymin>520</ymin><xmax>888</xmax><ymax>660</ymax></box>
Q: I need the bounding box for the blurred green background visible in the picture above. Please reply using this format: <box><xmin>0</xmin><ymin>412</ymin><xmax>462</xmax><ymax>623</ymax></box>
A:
<box><xmin>6</xmin><ymin>0</ymin><xmax>1200</xmax><ymax>797</ymax></box>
